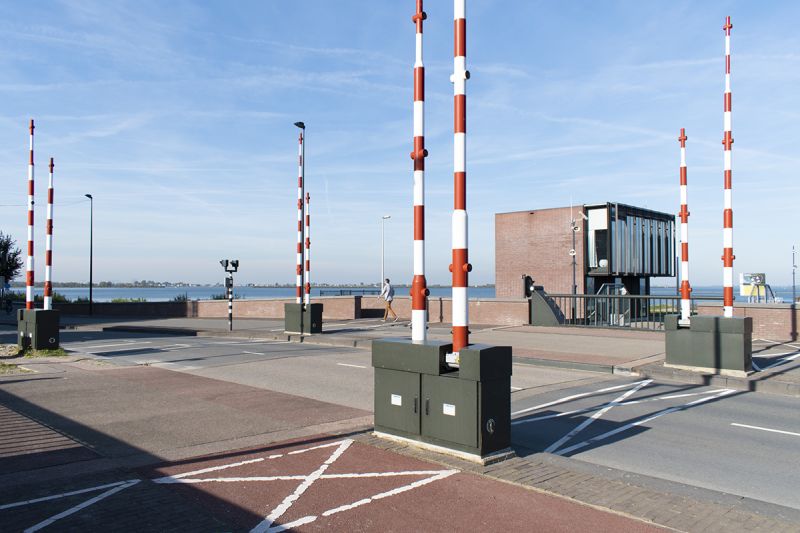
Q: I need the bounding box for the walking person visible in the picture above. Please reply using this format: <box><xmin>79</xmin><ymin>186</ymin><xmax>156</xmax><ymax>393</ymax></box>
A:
<box><xmin>380</xmin><ymin>278</ymin><xmax>398</xmax><ymax>322</ymax></box>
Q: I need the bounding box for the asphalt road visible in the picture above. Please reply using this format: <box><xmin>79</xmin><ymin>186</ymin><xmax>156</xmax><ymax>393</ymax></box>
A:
<box><xmin>61</xmin><ymin>333</ymin><xmax>607</xmax><ymax>410</ymax></box>
<box><xmin>61</xmin><ymin>333</ymin><xmax>800</xmax><ymax>511</ymax></box>
<box><xmin>510</xmin><ymin>377</ymin><xmax>800</xmax><ymax>510</ymax></box>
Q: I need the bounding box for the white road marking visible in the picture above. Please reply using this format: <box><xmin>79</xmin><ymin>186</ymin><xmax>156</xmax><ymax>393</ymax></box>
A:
<box><xmin>158</xmin><ymin>470</ymin><xmax>448</xmax><ymax>484</ymax></box>
<box><xmin>76</xmin><ymin>341</ymin><xmax>152</xmax><ymax>350</ymax></box>
<box><xmin>153</xmin><ymin>457</ymin><xmax>267</xmax><ymax>482</ymax></box>
<box><xmin>755</xmin><ymin>351</ymin><xmax>800</xmax><ymax>371</ymax></box>
<box><xmin>555</xmin><ymin>389</ymin><xmax>736</xmax><ymax>456</ymax></box>
<box><xmin>731</xmin><ymin>423</ymin><xmax>800</xmax><ymax>438</ymax></box>
<box><xmin>511</xmin><ymin>380</ymin><xmax>650</xmax><ymax>417</ymax></box>
<box><xmin>510</xmin><ymin>386</ymin><xmax>523</xmax><ymax>391</ymax></box>
<box><xmin>251</xmin><ymin>439</ymin><xmax>353</xmax><ymax>532</ymax></box>
<box><xmin>337</xmin><ymin>363</ymin><xmax>367</xmax><ymax>369</ymax></box>
<box><xmin>512</xmin><ymin>388</ymin><xmax>730</xmax><ymax>425</ymax></box>
<box><xmin>0</xmin><ymin>481</ymin><xmax>131</xmax><ymax>510</ymax></box>
<box><xmin>23</xmin><ymin>480</ymin><xmax>140</xmax><ymax>532</ymax></box>
<box><xmin>544</xmin><ymin>380</ymin><xmax>651</xmax><ymax>454</ymax></box>
<box><xmin>2</xmin><ymin>437</ymin><xmax>459</xmax><ymax>532</ymax></box>
<box><xmin>758</xmin><ymin>338</ymin><xmax>800</xmax><ymax>351</ymax></box>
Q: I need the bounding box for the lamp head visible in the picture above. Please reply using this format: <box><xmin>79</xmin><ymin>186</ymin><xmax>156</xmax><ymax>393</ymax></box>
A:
<box><xmin>294</xmin><ymin>121</ymin><xmax>305</xmax><ymax>129</ymax></box>
<box><xmin>85</xmin><ymin>194</ymin><xmax>93</xmax><ymax>200</ymax></box>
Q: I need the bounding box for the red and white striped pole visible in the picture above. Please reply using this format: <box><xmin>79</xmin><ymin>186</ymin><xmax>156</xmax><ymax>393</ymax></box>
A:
<box><xmin>295</xmin><ymin>126</ymin><xmax>305</xmax><ymax>306</ymax></box>
<box><xmin>44</xmin><ymin>157</ymin><xmax>54</xmax><ymax>310</ymax></box>
<box><xmin>722</xmin><ymin>16</ymin><xmax>734</xmax><ymax>318</ymax></box>
<box><xmin>304</xmin><ymin>192</ymin><xmax>311</xmax><ymax>306</ymax></box>
<box><xmin>26</xmin><ymin>120</ymin><xmax>35</xmax><ymax>311</ymax></box>
<box><xmin>410</xmin><ymin>0</ymin><xmax>429</xmax><ymax>342</ymax></box>
<box><xmin>678</xmin><ymin>129</ymin><xmax>691</xmax><ymax>322</ymax></box>
<box><xmin>450</xmin><ymin>0</ymin><xmax>470</xmax><ymax>354</ymax></box>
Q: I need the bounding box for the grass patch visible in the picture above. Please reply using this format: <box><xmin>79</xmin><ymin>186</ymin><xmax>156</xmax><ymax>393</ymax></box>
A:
<box><xmin>23</xmin><ymin>347</ymin><xmax>69</xmax><ymax>358</ymax></box>
<box><xmin>0</xmin><ymin>363</ymin><xmax>31</xmax><ymax>374</ymax></box>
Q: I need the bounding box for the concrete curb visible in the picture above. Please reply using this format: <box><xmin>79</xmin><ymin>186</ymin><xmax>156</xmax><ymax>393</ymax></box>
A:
<box><xmin>633</xmin><ymin>362</ymin><xmax>800</xmax><ymax>398</ymax></box>
<box><xmin>512</xmin><ymin>356</ymin><xmax>613</xmax><ymax>374</ymax></box>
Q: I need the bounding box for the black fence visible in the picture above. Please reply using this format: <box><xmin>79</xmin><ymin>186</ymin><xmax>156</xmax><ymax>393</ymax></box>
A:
<box><xmin>318</xmin><ymin>288</ymin><xmax>380</xmax><ymax>296</ymax></box>
<box><xmin>543</xmin><ymin>293</ymin><xmax>723</xmax><ymax>331</ymax></box>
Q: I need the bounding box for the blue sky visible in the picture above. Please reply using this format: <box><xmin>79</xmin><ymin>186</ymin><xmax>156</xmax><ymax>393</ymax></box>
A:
<box><xmin>0</xmin><ymin>1</ymin><xmax>797</xmax><ymax>286</ymax></box>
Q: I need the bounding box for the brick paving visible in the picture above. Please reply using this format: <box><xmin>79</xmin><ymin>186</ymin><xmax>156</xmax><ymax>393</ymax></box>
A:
<box><xmin>0</xmin><ymin>433</ymin><xmax>664</xmax><ymax>532</ymax></box>
<box><xmin>357</xmin><ymin>433</ymin><xmax>800</xmax><ymax>533</ymax></box>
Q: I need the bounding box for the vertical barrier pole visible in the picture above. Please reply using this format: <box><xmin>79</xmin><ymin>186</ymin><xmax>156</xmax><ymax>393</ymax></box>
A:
<box><xmin>450</xmin><ymin>0</ymin><xmax>470</xmax><ymax>353</ymax></box>
<box><xmin>411</xmin><ymin>0</ymin><xmax>429</xmax><ymax>341</ymax></box>
<box><xmin>678</xmin><ymin>129</ymin><xmax>691</xmax><ymax>321</ymax></box>
<box><xmin>296</xmin><ymin>129</ymin><xmax>305</xmax><ymax>306</ymax></box>
<box><xmin>722</xmin><ymin>16</ymin><xmax>735</xmax><ymax>318</ymax></box>
<box><xmin>227</xmin><ymin>274</ymin><xmax>233</xmax><ymax>331</ymax></box>
<box><xmin>44</xmin><ymin>157</ymin><xmax>54</xmax><ymax>310</ymax></box>
<box><xmin>26</xmin><ymin>120</ymin><xmax>35</xmax><ymax>311</ymax></box>
<box><xmin>304</xmin><ymin>192</ymin><xmax>311</xmax><ymax>306</ymax></box>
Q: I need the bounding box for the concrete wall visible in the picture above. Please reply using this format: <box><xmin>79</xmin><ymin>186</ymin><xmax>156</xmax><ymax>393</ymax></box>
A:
<box><xmin>695</xmin><ymin>302</ymin><xmax>798</xmax><ymax>342</ymax></box>
<box><xmin>495</xmin><ymin>207</ymin><xmax>585</xmax><ymax>299</ymax></box>
<box><xmin>360</xmin><ymin>296</ymin><xmax>529</xmax><ymax>326</ymax></box>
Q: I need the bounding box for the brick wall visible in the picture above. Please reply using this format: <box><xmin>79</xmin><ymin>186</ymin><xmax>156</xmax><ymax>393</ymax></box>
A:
<box><xmin>194</xmin><ymin>297</ymin><xmax>359</xmax><ymax>320</ymax></box>
<box><xmin>496</xmin><ymin>207</ymin><xmax>585</xmax><ymax>298</ymax></box>
<box><xmin>361</xmin><ymin>295</ymin><xmax>528</xmax><ymax>326</ymax></box>
<box><xmin>695</xmin><ymin>302</ymin><xmax>798</xmax><ymax>341</ymax></box>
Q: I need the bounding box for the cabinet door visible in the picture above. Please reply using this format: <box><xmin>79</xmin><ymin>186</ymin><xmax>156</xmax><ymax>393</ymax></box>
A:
<box><xmin>421</xmin><ymin>375</ymin><xmax>477</xmax><ymax>448</ymax></box>
<box><xmin>374</xmin><ymin>368</ymin><xmax>420</xmax><ymax>435</ymax></box>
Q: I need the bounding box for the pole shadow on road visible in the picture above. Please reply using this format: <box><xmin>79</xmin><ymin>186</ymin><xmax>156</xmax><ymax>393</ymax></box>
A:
<box><xmin>509</xmin><ymin>380</ymin><xmax>742</xmax><ymax>458</ymax></box>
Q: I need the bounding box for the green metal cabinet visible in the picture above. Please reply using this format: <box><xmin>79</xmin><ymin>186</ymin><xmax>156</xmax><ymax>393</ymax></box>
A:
<box><xmin>372</xmin><ymin>339</ymin><xmax>512</xmax><ymax>458</ymax></box>
<box><xmin>421</xmin><ymin>374</ymin><xmax>478</xmax><ymax>448</ymax></box>
<box><xmin>374</xmin><ymin>368</ymin><xmax>420</xmax><ymax>436</ymax></box>
<box><xmin>17</xmin><ymin>309</ymin><xmax>60</xmax><ymax>350</ymax></box>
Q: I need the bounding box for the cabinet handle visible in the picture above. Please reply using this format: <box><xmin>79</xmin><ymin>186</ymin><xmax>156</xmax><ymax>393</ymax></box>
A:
<box><xmin>413</xmin><ymin>397</ymin><xmax>418</xmax><ymax>414</ymax></box>
<box><xmin>425</xmin><ymin>398</ymin><xmax>430</xmax><ymax>416</ymax></box>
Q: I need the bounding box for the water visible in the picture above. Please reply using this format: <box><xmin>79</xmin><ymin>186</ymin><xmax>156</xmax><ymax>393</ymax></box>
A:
<box><xmin>651</xmin><ymin>285</ymin><xmax>797</xmax><ymax>303</ymax></box>
<box><xmin>8</xmin><ymin>284</ymin><xmax>796</xmax><ymax>303</ymax></box>
<box><xmin>8</xmin><ymin>285</ymin><xmax>498</xmax><ymax>303</ymax></box>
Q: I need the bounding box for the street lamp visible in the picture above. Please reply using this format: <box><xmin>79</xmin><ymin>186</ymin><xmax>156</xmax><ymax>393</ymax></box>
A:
<box><xmin>381</xmin><ymin>215</ymin><xmax>391</xmax><ymax>290</ymax></box>
<box><xmin>85</xmin><ymin>194</ymin><xmax>93</xmax><ymax>315</ymax></box>
<box><xmin>793</xmin><ymin>245</ymin><xmax>796</xmax><ymax>305</ymax></box>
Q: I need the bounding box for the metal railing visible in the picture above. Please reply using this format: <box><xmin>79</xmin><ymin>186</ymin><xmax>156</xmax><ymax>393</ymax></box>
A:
<box><xmin>542</xmin><ymin>293</ymin><xmax>723</xmax><ymax>331</ymax></box>
<box><xmin>318</xmin><ymin>288</ymin><xmax>380</xmax><ymax>296</ymax></box>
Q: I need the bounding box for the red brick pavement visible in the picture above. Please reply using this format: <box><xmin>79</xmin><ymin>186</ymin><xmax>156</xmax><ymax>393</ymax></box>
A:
<box><xmin>1</xmin><ymin>433</ymin><xmax>664</xmax><ymax>532</ymax></box>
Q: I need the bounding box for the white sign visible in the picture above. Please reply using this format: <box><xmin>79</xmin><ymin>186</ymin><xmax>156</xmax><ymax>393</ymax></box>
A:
<box><xmin>443</xmin><ymin>403</ymin><xmax>456</xmax><ymax>417</ymax></box>
<box><xmin>390</xmin><ymin>394</ymin><xmax>402</xmax><ymax>406</ymax></box>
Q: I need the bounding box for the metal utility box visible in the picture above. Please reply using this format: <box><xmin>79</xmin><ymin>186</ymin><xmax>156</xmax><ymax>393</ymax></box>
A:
<box><xmin>372</xmin><ymin>338</ymin><xmax>512</xmax><ymax>459</ymax></box>
<box><xmin>17</xmin><ymin>309</ymin><xmax>60</xmax><ymax>350</ymax></box>
<box><xmin>421</xmin><ymin>374</ymin><xmax>478</xmax><ymax>449</ymax></box>
<box><xmin>284</xmin><ymin>303</ymin><xmax>323</xmax><ymax>334</ymax></box>
<box><xmin>374</xmin><ymin>368</ymin><xmax>421</xmax><ymax>435</ymax></box>
<box><xmin>284</xmin><ymin>303</ymin><xmax>304</xmax><ymax>334</ymax></box>
<box><xmin>665</xmin><ymin>314</ymin><xmax>752</xmax><ymax>375</ymax></box>
<box><xmin>303</xmin><ymin>303</ymin><xmax>323</xmax><ymax>334</ymax></box>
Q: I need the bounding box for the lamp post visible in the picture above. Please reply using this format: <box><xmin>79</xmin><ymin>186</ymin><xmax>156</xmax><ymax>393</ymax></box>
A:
<box><xmin>793</xmin><ymin>245</ymin><xmax>796</xmax><ymax>304</ymax></box>
<box><xmin>84</xmin><ymin>194</ymin><xmax>93</xmax><ymax>315</ymax></box>
<box><xmin>381</xmin><ymin>215</ymin><xmax>391</xmax><ymax>290</ymax></box>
